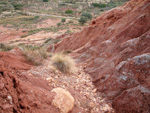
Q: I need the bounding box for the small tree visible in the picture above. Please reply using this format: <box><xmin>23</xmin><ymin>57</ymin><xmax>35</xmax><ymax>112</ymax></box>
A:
<box><xmin>92</xmin><ymin>3</ymin><xmax>106</xmax><ymax>8</ymax></box>
<box><xmin>12</xmin><ymin>4</ymin><xmax>24</xmax><ymax>10</ymax></box>
<box><xmin>81</xmin><ymin>12</ymin><xmax>92</xmax><ymax>20</ymax></box>
<box><xmin>57</xmin><ymin>22</ymin><xmax>61</xmax><ymax>27</ymax></box>
<box><xmin>61</xmin><ymin>18</ymin><xmax>66</xmax><ymax>24</ymax></box>
<box><xmin>43</xmin><ymin>0</ymin><xmax>48</xmax><ymax>2</ymax></box>
<box><xmin>78</xmin><ymin>16</ymin><xmax>87</xmax><ymax>25</ymax></box>
<box><xmin>65</xmin><ymin>10</ymin><xmax>73</xmax><ymax>14</ymax></box>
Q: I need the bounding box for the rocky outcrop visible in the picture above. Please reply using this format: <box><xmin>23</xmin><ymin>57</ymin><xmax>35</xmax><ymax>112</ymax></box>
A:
<box><xmin>55</xmin><ymin>0</ymin><xmax>150</xmax><ymax>112</ymax></box>
<box><xmin>112</xmin><ymin>86</ymin><xmax>150</xmax><ymax>113</ymax></box>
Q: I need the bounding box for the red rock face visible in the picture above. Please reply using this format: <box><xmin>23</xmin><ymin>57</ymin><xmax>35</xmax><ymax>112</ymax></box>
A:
<box><xmin>0</xmin><ymin>51</ymin><xmax>60</xmax><ymax>113</ymax></box>
<box><xmin>0</xmin><ymin>50</ymin><xmax>85</xmax><ymax>113</ymax></box>
<box><xmin>112</xmin><ymin>86</ymin><xmax>150</xmax><ymax>113</ymax></box>
<box><xmin>55</xmin><ymin>0</ymin><xmax>150</xmax><ymax>112</ymax></box>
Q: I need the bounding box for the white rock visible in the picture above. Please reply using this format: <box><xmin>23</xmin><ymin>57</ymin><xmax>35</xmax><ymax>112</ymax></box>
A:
<box><xmin>51</xmin><ymin>88</ymin><xmax>75</xmax><ymax>113</ymax></box>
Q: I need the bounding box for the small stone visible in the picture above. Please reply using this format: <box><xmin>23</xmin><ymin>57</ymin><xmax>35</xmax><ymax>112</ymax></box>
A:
<box><xmin>91</xmin><ymin>107</ymin><xmax>99</xmax><ymax>113</ymax></box>
<box><xmin>0</xmin><ymin>82</ymin><xmax>4</xmax><ymax>90</ymax></box>
<box><xmin>89</xmin><ymin>102</ymin><xmax>95</xmax><ymax>108</ymax></box>
<box><xmin>86</xmin><ymin>83</ymin><xmax>92</xmax><ymax>87</ymax></box>
<box><xmin>92</xmin><ymin>89</ymin><xmax>97</xmax><ymax>93</ymax></box>
<box><xmin>46</xmin><ymin>77</ymin><xmax>54</xmax><ymax>82</ymax></box>
<box><xmin>101</xmin><ymin>104</ymin><xmax>111</xmax><ymax>112</ymax></box>
<box><xmin>63</xmin><ymin>82</ymin><xmax>68</xmax><ymax>86</ymax></box>
<box><xmin>84</xmin><ymin>93</ymin><xmax>89</xmax><ymax>98</ymax></box>
<box><xmin>7</xmin><ymin>95</ymin><xmax>13</xmax><ymax>104</ymax></box>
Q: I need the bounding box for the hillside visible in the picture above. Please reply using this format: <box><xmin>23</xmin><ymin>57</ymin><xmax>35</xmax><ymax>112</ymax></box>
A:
<box><xmin>0</xmin><ymin>0</ymin><xmax>150</xmax><ymax>113</ymax></box>
<box><xmin>55</xmin><ymin>0</ymin><xmax>150</xmax><ymax>112</ymax></box>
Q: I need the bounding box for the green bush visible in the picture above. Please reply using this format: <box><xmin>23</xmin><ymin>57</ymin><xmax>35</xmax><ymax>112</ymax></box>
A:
<box><xmin>99</xmin><ymin>4</ymin><xmax>106</xmax><ymax>8</ymax></box>
<box><xmin>107</xmin><ymin>1</ymin><xmax>116</xmax><ymax>8</ymax></box>
<box><xmin>81</xmin><ymin>12</ymin><xmax>92</xmax><ymax>20</ymax></box>
<box><xmin>12</xmin><ymin>4</ymin><xmax>24</xmax><ymax>10</ymax></box>
<box><xmin>92</xmin><ymin>3</ymin><xmax>106</xmax><ymax>8</ymax></box>
<box><xmin>0</xmin><ymin>2</ymin><xmax>7</xmax><ymax>5</ymax></box>
<box><xmin>100</xmin><ymin>9</ymin><xmax>104</xmax><ymax>11</ymax></box>
<box><xmin>61</xmin><ymin>18</ymin><xmax>66</xmax><ymax>23</ymax></box>
<box><xmin>57</xmin><ymin>22</ymin><xmax>61</xmax><ymax>27</ymax></box>
<box><xmin>43</xmin><ymin>0</ymin><xmax>48</xmax><ymax>2</ymax></box>
<box><xmin>65</xmin><ymin>10</ymin><xmax>73</xmax><ymax>14</ymax></box>
<box><xmin>92</xmin><ymin>3</ymin><xmax>100</xmax><ymax>7</ymax></box>
<box><xmin>34</xmin><ymin>16</ymin><xmax>40</xmax><ymax>19</ymax></box>
<box><xmin>78</xmin><ymin>16</ymin><xmax>87</xmax><ymax>25</ymax></box>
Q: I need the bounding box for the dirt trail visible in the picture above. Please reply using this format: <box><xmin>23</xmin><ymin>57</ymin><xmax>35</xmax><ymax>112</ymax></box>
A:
<box><xmin>21</xmin><ymin>59</ymin><xmax>114</xmax><ymax>113</ymax></box>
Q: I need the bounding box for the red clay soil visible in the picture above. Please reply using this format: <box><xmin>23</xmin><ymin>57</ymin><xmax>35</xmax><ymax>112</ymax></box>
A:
<box><xmin>0</xmin><ymin>26</ymin><xmax>25</xmax><ymax>43</ymax></box>
<box><xmin>54</xmin><ymin>0</ymin><xmax>150</xmax><ymax>112</ymax></box>
<box><xmin>0</xmin><ymin>51</ymin><xmax>59</xmax><ymax>113</ymax></box>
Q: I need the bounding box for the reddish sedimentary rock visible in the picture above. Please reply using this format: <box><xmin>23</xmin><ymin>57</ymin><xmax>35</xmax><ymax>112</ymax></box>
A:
<box><xmin>55</xmin><ymin>0</ymin><xmax>150</xmax><ymax>112</ymax></box>
<box><xmin>0</xmin><ymin>51</ymin><xmax>60</xmax><ymax>113</ymax></box>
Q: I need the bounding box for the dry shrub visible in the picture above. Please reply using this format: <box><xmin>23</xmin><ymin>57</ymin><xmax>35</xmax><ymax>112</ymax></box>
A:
<box><xmin>22</xmin><ymin>47</ymin><xmax>48</xmax><ymax>66</ymax></box>
<box><xmin>0</xmin><ymin>43</ymin><xmax>14</xmax><ymax>51</ymax></box>
<box><xmin>51</xmin><ymin>53</ymin><xmax>76</xmax><ymax>74</ymax></box>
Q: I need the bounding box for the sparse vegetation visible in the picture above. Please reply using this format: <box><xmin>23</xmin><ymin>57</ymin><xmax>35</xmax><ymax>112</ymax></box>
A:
<box><xmin>57</xmin><ymin>22</ymin><xmax>61</xmax><ymax>27</ymax></box>
<box><xmin>61</xmin><ymin>18</ymin><xmax>66</xmax><ymax>24</ymax></box>
<box><xmin>43</xmin><ymin>0</ymin><xmax>49</xmax><ymax>2</ymax></box>
<box><xmin>44</xmin><ymin>37</ymin><xmax>60</xmax><ymax>44</ymax></box>
<box><xmin>0</xmin><ymin>0</ymin><xmax>134</xmax><ymax>112</ymax></box>
<box><xmin>12</xmin><ymin>3</ymin><xmax>24</xmax><ymax>10</ymax></box>
<box><xmin>68</xmin><ymin>20</ymin><xmax>73</xmax><ymax>24</ymax></box>
<box><xmin>0</xmin><ymin>0</ymin><xmax>129</xmax><ymax>63</ymax></box>
<box><xmin>65</xmin><ymin>29</ymin><xmax>72</xmax><ymax>34</ymax></box>
<box><xmin>51</xmin><ymin>53</ymin><xmax>76</xmax><ymax>74</ymax></box>
<box><xmin>92</xmin><ymin>3</ymin><xmax>106</xmax><ymax>8</ymax></box>
<box><xmin>0</xmin><ymin>2</ymin><xmax>7</xmax><ymax>5</ymax></box>
<box><xmin>0</xmin><ymin>43</ymin><xmax>14</xmax><ymax>51</ymax></box>
<box><xmin>21</xmin><ymin>27</ymin><xmax>60</xmax><ymax>38</ymax></box>
<box><xmin>0</xmin><ymin>2</ymin><xmax>13</xmax><ymax>13</ymax></box>
<box><xmin>81</xmin><ymin>12</ymin><xmax>92</xmax><ymax>20</ymax></box>
<box><xmin>65</xmin><ymin>9</ymin><xmax>73</xmax><ymax>14</ymax></box>
<box><xmin>22</xmin><ymin>45</ymin><xmax>49</xmax><ymax>66</ymax></box>
<box><xmin>78</xmin><ymin>16</ymin><xmax>87</xmax><ymax>25</ymax></box>
<box><xmin>0</xmin><ymin>16</ymin><xmax>45</xmax><ymax>29</ymax></box>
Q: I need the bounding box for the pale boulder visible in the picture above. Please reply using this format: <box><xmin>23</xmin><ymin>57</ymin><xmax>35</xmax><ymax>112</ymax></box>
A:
<box><xmin>51</xmin><ymin>87</ymin><xmax>75</xmax><ymax>113</ymax></box>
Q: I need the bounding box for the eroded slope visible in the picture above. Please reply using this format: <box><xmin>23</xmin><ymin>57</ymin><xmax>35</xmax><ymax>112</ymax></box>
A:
<box><xmin>55</xmin><ymin>0</ymin><xmax>150</xmax><ymax>112</ymax></box>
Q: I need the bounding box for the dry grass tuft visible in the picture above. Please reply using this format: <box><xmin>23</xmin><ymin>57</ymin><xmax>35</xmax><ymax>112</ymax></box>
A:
<box><xmin>0</xmin><ymin>43</ymin><xmax>14</xmax><ymax>51</ymax></box>
<box><xmin>51</xmin><ymin>53</ymin><xmax>76</xmax><ymax>74</ymax></box>
<box><xmin>22</xmin><ymin>46</ymin><xmax>48</xmax><ymax>66</ymax></box>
